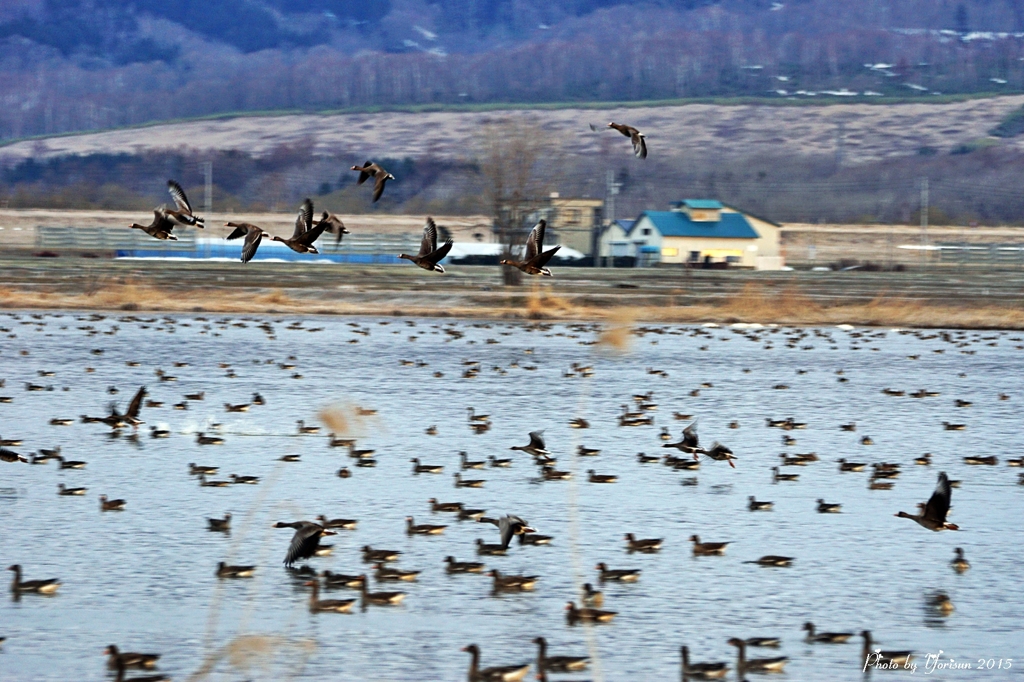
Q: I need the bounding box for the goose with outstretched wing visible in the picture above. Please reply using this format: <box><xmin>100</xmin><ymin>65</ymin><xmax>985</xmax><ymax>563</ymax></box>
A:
<box><xmin>399</xmin><ymin>217</ymin><xmax>453</xmax><ymax>273</ymax></box>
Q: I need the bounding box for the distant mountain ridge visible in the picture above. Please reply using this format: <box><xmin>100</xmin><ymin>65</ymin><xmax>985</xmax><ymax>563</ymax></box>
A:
<box><xmin>2</xmin><ymin>1</ymin><xmax>1024</xmax><ymax>142</ymax></box>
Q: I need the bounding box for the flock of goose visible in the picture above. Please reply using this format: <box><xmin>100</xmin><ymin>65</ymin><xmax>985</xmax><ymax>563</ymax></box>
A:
<box><xmin>2</xmin><ymin>303</ymin><xmax>1022</xmax><ymax>679</ymax></box>
<box><xmin>128</xmin><ymin>121</ymin><xmax>650</xmax><ymax>271</ymax></box>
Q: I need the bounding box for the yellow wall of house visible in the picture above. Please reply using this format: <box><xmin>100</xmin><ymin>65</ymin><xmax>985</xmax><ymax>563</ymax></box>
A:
<box><xmin>660</xmin><ymin>237</ymin><xmax>761</xmax><ymax>265</ymax></box>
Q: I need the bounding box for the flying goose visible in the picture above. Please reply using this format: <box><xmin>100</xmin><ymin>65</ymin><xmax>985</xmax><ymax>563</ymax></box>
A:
<box><xmin>700</xmin><ymin>441</ymin><xmax>737</xmax><ymax>468</ymax></box>
<box><xmin>895</xmin><ymin>471</ymin><xmax>959</xmax><ymax>531</ymax></box>
<box><xmin>499</xmin><ymin>220</ymin><xmax>560</xmax><ymax>276</ymax></box>
<box><xmin>510</xmin><ymin>431</ymin><xmax>549</xmax><ymax>457</ymax></box>
<box><xmin>273</xmin><ymin>521</ymin><xmax>337</xmax><ymax>566</ymax></box>
<box><xmin>224</xmin><ymin>222</ymin><xmax>266</xmax><ymax>263</ymax></box>
<box><xmin>533</xmin><ymin>637</ymin><xmax>588</xmax><ymax>673</ymax></box>
<box><xmin>0</xmin><ymin>448</ymin><xmax>27</xmax><ymax>463</ymax></box>
<box><xmin>271</xmin><ymin>198</ymin><xmax>330</xmax><ymax>254</ymax></box>
<box><xmin>129</xmin><ymin>211</ymin><xmax>177</xmax><ymax>241</ymax></box>
<box><xmin>663</xmin><ymin>420</ymin><xmax>700</xmax><ymax>453</ymax></box>
<box><xmin>350</xmin><ymin>161</ymin><xmax>395</xmax><ymax>202</ymax></box>
<box><xmin>302</xmin><ymin>579</ymin><xmax>355</xmax><ymax>612</ymax></box>
<box><xmin>8</xmin><ymin>565</ymin><xmax>60</xmax><ymax>594</ymax></box>
<box><xmin>605</xmin><ymin>122</ymin><xmax>648</xmax><ymax>159</ymax></box>
<box><xmin>317</xmin><ymin>211</ymin><xmax>349</xmax><ymax>245</ymax></box>
<box><xmin>163</xmin><ymin>180</ymin><xmax>204</xmax><ymax>228</ymax></box>
<box><xmin>461</xmin><ymin>644</ymin><xmax>530</xmax><ymax>682</ymax></box>
<box><xmin>680</xmin><ymin>645</ymin><xmax>728</xmax><ymax>679</ymax></box>
<box><xmin>727</xmin><ymin>638</ymin><xmax>788</xmax><ymax>673</ymax></box>
<box><xmin>497</xmin><ymin>515</ymin><xmax>537</xmax><ymax>548</ymax></box>
<box><xmin>399</xmin><ymin>217</ymin><xmax>453</xmax><ymax>272</ymax></box>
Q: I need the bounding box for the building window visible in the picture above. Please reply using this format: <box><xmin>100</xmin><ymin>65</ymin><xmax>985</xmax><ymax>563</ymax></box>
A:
<box><xmin>661</xmin><ymin>247</ymin><xmax>678</xmax><ymax>257</ymax></box>
<box><xmin>564</xmin><ymin>209</ymin><xmax>581</xmax><ymax>225</ymax></box>
<box><xmin>641</xmin><ymin>228</ymin><xmax>651</xmax><ymax>236</ymax></box>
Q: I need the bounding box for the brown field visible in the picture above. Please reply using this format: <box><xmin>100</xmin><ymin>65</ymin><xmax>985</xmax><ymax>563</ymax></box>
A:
<box><xmin>4</xmin><ymin>96</ymin><xmax>1024</xmax><ymax>165</ymax></box>
<box><xmin>1</xmin><ymin>257</ymin><xmax>1023</xmax><ymax>329</ymax></box>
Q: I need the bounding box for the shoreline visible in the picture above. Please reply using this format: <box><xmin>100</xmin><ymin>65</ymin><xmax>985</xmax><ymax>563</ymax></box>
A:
<box><xmin>2</xmin><ymin>280</ymin><xmax>1023</xmax><ymax>330</ymax></box>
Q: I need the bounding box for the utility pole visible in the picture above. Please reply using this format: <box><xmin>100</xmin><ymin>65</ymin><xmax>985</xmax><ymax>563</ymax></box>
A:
<box><xmin>603</xmin><ymin>169</ymin><xmax>622</xmax><ymax>267</ymax></box>
<box><xmin>203</xmin><ymin>161</ymin><xmax>213</xmax><ymax>217</ymax></box>
<box><xmin>835</xmin><ymin>121</ymin><xmax>845</xmax><ymax>170</ymax></box>
<box><xmin>920</xmin><ymin>177</ymin><xmax>929</xmax><ymax>265</ymax></box>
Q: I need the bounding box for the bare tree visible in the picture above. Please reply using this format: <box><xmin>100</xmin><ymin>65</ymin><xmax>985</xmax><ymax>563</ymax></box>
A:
<box><xmin>477</xmin><ymin>116</ymin><xmax>548</xmax><ymax>286</ymax></box>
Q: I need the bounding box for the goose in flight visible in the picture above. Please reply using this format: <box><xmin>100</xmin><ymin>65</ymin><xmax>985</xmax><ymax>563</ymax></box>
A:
<box><xmin>896</xmin><ymin>471</ymin><xmax>959</xmax><ymax>531</ymax></box>
<box><xmin>273</xmin><ymin>520</ymin><xmax>337</xmax><ymax>566</ymax></box>
<box><xmin>350</xmin><ymin>161</ymin><xmax>395</xmax><ymax>202</ymax></box>
<box><xmin>164</xmin><ymin>180</ymin><xmax>205</xmax><ymax>227</ymax></box>
<box><xmin>500</xmin><ymin>220</ymin><xmax>560</xmax><ymax>276</ymax></box>
<box><xmin>271</xmin><ymin>198</ymin><xmax>330</xmax><ymax>255</ymax></box>
<box><xmin>225</xmin><ymin>222</ymin><xmax>267</xmax><ymax>263</ymax></box>
<box><xmin>603</xmin><ymin>122</ymin><xmax>648</xmax><ymax>159</ymax></box>
<box><xmin>399</xmin><ymin>217</ymin><xmax>453</xmax><ymax>272</ymax></box>
<box><xmin>129</xmin><ymin>210</ymin><xmax>178</xmax><ymax>241</ymax></box>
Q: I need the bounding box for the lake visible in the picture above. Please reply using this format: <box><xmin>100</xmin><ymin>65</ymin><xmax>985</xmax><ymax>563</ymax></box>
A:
<box><xmin>1</xmin><ymin>312</ymin><xmax>1022</xmax><ymax>680</ymax></box>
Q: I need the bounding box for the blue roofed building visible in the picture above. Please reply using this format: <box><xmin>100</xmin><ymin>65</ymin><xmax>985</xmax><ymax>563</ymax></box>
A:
<box><xmin>622</xmin><ymin>200</ymin><xmax>783</xmax><ymax>269</ymax></box>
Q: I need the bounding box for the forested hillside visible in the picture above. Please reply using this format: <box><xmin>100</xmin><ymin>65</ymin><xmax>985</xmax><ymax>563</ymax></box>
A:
<box><xmin>4</xmin><ymin>1</ymin><xmax>1024</xmax><ymax>141</ymax></box>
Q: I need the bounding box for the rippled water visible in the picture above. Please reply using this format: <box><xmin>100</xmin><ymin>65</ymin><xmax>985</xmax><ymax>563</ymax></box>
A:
<box><xmin>1</xmin><ymin>312</ymin><xmax>1023</xmax><ymax>681</ymax></box>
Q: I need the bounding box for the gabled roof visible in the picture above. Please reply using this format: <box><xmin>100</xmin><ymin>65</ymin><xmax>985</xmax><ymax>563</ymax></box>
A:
<box><xmin>630</xmin><ymin>211</ymin><xmax>759</xmax><ymax>239</ymax></box>
<box><xmin>671</xmin><ymin>199</ymin><xmax>724</xmax><ymax>210</ymax></box>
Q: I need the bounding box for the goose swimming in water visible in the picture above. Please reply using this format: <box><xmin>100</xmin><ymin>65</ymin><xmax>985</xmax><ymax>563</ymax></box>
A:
<box><xmin>8</xmin><ymin>565</ymin><xmax>60</xmax><ymax>594</ymax></box>
<box><xmin>462</xmin><ymin>644</ymin><xmax>530</xmax><ymax>682</ymax></box>
<box><xmin>680</xmin><ymin>645</ymin><xmax>728</xmax><ymax>679</ymax></box>
<box><xmin>727</xmin><ymin>638</ymin><xmax>788</xmax><ymax>673</ymax></box>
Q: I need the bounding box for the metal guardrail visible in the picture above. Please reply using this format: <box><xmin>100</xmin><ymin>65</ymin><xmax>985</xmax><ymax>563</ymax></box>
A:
<box><xmin>37</xmin><ymin>226</ymin><xmax>196</xmax><ymax>250</ymax></box>
<box><xmin>318</xmin><ymin>234</ymin><xmax>422</xmax><ymax>255</ymax></box>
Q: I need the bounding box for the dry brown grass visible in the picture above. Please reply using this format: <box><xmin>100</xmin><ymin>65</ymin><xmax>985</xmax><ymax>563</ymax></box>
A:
<box><xmin>2</xmin><ymin>279</ymin><xmax>1024</xmax><ymax>329</ymax></box>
